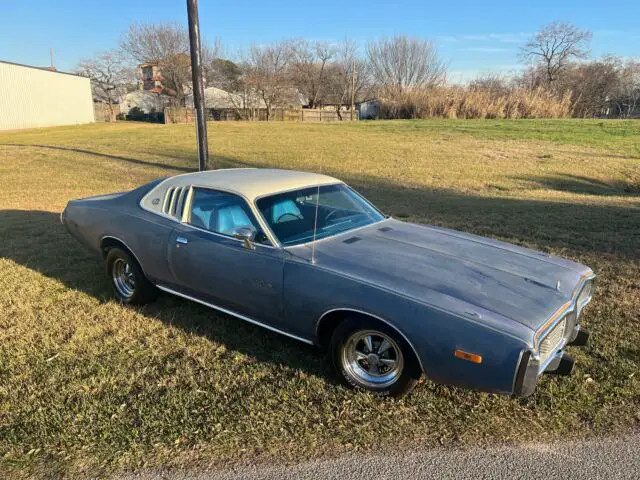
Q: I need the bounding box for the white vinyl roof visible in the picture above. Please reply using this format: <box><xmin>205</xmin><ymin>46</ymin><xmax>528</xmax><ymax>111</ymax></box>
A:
<box><xmin>142</xmin><ymin>169</ymin><xmax>342</xmax><ymax>213</ymax></box>
<box><xmin>178</xmin><ymin>168</ymin><xmax>340</xmax><ymax>199</ymax></box>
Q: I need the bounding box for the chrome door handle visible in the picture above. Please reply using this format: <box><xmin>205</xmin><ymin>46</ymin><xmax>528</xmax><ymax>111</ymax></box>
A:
<box><xmin>176</xmin><ymin>236</ymin><xmax>188</xmax><ymax>245</ymax></box>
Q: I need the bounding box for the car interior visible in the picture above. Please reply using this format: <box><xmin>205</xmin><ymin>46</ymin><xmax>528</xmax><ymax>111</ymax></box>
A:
<box><xmin>258</xmin><ymin>191</ymin><xmax>367</xmax><ymax>246</ymax></box>
<box><xmin>188</xmin><ymin>189</ymin><xmax>270</xmax><ymax>244</ymax></box>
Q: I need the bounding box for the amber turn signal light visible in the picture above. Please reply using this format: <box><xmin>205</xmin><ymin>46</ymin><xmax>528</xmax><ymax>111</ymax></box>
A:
<box><xmin>454</xmin><ymin>349</ymin><xmax>483</xmax><ymax>364</ymax></box>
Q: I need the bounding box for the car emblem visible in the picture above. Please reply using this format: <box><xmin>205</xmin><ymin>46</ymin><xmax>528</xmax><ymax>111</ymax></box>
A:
<box><xmin>152</xmin><ymin>198</ymin><xmax>160</xmax><ymax>205</ymax></box>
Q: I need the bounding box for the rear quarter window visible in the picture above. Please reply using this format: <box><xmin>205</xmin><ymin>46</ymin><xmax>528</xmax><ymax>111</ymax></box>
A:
<box><xmin>161</xmin><ymin>186</ymin><xmax>188</xmax><ymax>219</ymax></box>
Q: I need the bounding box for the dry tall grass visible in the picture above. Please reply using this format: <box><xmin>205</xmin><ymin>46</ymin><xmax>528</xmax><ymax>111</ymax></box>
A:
<box><xmin>378</xmin><ymin>86</ymin><xmax>573</xmax><ymax>119</ymax></box>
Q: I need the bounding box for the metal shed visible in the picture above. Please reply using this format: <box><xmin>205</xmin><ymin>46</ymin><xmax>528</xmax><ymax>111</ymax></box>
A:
<box><xmin>356</xmin><ymin>99</ymin><xmax>379</xmax><ymax>120</ymax></box>
<box><xmin>0</xmin><ymin>60</ymin><xmax>94</xmax><ymax>131</ymax></box>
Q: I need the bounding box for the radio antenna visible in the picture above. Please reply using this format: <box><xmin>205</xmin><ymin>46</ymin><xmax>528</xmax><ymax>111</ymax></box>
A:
<box><xmin>311</xmin><ymin>155</ymin><xmax>322</xmax><ymax>264</ymax></box>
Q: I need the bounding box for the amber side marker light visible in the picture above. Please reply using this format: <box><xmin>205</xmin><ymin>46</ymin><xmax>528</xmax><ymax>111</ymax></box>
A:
<box><xmin>454</xmin><ymin>349</ymin><xmax>483</xmax><ymax>364</ymax></box>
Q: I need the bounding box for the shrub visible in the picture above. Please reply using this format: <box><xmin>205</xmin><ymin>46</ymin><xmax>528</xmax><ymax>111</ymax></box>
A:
<box><xmin>125</xmin><ymin>107</ymin><xmax>165</xmax><ymax>123</ymax></box>
<box><xmin>126</xmin><ymin>106</ymin><xmax>146</xmax><ymax>120</ymax></box>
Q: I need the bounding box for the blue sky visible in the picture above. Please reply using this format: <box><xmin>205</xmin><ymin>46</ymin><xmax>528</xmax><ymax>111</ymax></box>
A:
<box><xmin>1</xmin><ymin>1</ymin><xmax>638</xmax><ymax>82</ymax></box>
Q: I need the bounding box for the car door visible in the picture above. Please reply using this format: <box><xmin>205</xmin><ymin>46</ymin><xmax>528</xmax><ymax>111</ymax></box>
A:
<box><xmin>166</xmin><ymin>187</ymin><xmax>285</xmax><ymax>325</ymax></box>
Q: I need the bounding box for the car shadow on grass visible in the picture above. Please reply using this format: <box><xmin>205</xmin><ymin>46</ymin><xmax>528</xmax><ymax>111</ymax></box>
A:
<box><xmin>0</xmin><ymin>209</ymin><xmax>334</xmax><ymax>385</ymax></box>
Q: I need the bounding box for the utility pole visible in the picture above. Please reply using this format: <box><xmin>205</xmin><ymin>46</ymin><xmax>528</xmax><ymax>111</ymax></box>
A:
<box><xmin>350</xmin><ymin>60</ymin><xmax>356</xmax><ymax>121</ymax></box>
<box><xmin>186</xmin><ymin>0</ymin><xmax>209</xmax><ymax>171</ymax></box>
<box><xmin>50</xmin><ymin>48</ymin><xmax>55</xmax><ymax>70</ymax></box>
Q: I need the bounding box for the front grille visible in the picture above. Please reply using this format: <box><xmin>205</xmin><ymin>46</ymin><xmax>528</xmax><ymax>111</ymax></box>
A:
<box><xmin>539</xmin><ymin>318</ymin><xmax>567</xmax><ymax>364</ymax></box>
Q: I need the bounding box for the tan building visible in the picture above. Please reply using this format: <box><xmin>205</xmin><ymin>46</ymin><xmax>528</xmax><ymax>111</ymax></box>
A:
<box><xmin>136</xmin><ymin>62</ymin><xmax>164</xmax><ymax>93</ymax></box>
<box><xmin>0</xmin><ymin>60</ymin><xmax>94</xmax><ymax>131</ymax></box>
<box><xmin>136</xmin><ymin>55</ymin><xmax>194</xmax><ymax>97</ymax></box>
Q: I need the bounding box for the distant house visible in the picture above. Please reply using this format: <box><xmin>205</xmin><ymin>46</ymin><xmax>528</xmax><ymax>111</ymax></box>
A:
<box><xmin>185</xmin><ymin>87</ymin><xmax>267</xmax><ymax>110</ymax></box>
<box><xmin>185</xmin><ymin>87</ymin><xmax>242</xmax><ymax>109</ymax></box>
<box><xmin>121</xmin><ymin>90</ymin><xmax>172</xmax><ymax>115</ymax></box>
<box><xmin>0</xmin><ymin>60</ymin><xmax>94</xmax><ymax>130</ymax></box>
<box><xmin>307</xmin><ymin>92</ymin><xmax>349</xmax><ymax>111</ymax></box>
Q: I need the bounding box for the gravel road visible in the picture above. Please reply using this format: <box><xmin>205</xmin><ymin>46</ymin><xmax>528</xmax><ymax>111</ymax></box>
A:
<box><xmin>124</xmin><ymin>431</ymin><xmax>640</xmax><ymax>480</ymax></box>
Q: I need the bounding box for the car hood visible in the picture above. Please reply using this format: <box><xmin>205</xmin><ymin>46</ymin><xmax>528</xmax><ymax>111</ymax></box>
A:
<box><xmin>309</xmin><ymin>219</ymin><xmax>592</xmax><ymax>331</ymax></box>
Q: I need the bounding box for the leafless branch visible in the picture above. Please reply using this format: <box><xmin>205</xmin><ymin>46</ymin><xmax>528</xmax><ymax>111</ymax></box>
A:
<box><xmin>367</xmin><ymin>35</ymin><xmax>447</xmax><ymax>92</ymax></box>
<box><xmin>519</xmin><ymin>22</ymin><xmax>592</xmax><ymax>84</ymax></box>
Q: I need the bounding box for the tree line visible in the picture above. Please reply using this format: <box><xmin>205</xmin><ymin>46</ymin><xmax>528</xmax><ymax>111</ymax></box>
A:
<box><xmin>80</xmin><ymin>21</ymin><xmax>640</xmax><ymax>120</ymax></box>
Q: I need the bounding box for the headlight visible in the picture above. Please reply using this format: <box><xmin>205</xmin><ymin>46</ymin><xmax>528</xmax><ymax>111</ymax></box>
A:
<box><xmin>564</xmin><ymin>309</ymin><xmax>577</xmax><ymax>332</ymax></box>
<box><xmin>577</xmin><ymin>280</ymin><xmax>593</xmax><ymax>307</ymax></box>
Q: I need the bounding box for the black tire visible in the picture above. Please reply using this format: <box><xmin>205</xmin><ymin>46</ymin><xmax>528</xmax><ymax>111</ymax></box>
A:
<box><xmin>329</xmin><ymin>316</ymin><xmax>421</xmax><ymax>397</ymax></box>
<box><xmin>105</xmin><ymin>247</ymin><xmax>158</xmax><ymax>305</ymax></box>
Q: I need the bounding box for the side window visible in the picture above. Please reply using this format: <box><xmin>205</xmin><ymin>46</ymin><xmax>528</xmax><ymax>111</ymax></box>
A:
<box><xmin>187</xmin><ymin>188</ymin><xmax>270</xmax><ymax>245</ymax></box>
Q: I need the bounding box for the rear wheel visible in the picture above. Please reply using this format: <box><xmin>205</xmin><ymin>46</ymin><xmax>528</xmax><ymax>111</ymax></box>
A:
<box><xmin>105</xmin><ymin>247</ymin><xmax>157</xmax><ymax>305</ymax></box>
<box><xmin>330</xmin><ymin>316</ymin><xmax>421</xmax><ymax>397</ymax></box>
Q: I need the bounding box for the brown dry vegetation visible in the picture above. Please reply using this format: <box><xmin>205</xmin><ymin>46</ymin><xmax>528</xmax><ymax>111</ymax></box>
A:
<box><xmin>0</xmin><ymin>120</ymin><xmax>639</xmax><ymax>477</ymax></box>
<box><xmin>378</xmin><ymin>86</ymin><xmax>573</xmax><ymax>119</ymax></box>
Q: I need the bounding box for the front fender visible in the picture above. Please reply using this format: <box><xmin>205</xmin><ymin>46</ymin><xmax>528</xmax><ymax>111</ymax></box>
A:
<box><xmin>284</xmin><ymin>258</ymin><xmax>529</xmax><ymax>394</ymax></box>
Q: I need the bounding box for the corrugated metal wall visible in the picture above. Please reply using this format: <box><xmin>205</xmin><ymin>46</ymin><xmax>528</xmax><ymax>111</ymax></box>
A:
<box><xmin>0</xmin><ymin>61</ymin><xmax>94</xmax><ymax>131</ymax></box>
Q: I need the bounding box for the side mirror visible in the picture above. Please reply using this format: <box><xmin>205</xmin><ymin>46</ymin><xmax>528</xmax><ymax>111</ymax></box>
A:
<box><xmin>231</xmin><ymin>226</ymin><xmax>257</xmax><ymax>250</ymax></box>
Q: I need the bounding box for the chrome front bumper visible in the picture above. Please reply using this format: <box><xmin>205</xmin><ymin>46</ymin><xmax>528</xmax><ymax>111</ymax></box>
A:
<box><xmin>514</xmin><ymin>326</ymin><xmax>590</xmax><ymax>397</ymax></box>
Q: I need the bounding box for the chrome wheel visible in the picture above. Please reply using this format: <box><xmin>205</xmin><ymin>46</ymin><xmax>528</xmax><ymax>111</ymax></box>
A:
<box><xmin>341</xmin><ymin>329</ymin><xmax>404</xmax><ymax>388</ymax></box>
<box><xmin>112</xmin><ymin>258</ymin><xmax>136</xmax><ymax>299</ymax></box>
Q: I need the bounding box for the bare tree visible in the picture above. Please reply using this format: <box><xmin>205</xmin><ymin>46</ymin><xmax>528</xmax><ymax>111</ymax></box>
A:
<box><xmin>119</xmin><ymin>22</ymin><xmax>192</xmax><ymax>106</ymax></box>
<box><xmin>324</xmin><ymin>39</ymin><xmax>371</xmax><ymax>119</ymax></box>
<box><xmin>201</xmin><ymin>38</ymin><xmax>224</xmax><ymax>83</ymax></box>
<box><xmin>564</xmin><ymin>56</ymin><xmax>620</xmax><ymax>117</ymax></box>
<box><xmin>367</xmin><ymin>35</ymin><xmax>447</xmax><ymax>92</ymax></box>
<box><xmin>614</xmin><ymin>59</ymin><xmax>640</xmax><ymax>117</ymax></box>
<box><xmin>290</xmin><ymin>40</ymin><xmax>336</xmax><ymax>108</ymax></box>
<box><xmin>520</xmin><ymin>21</ymin><xmax>592</xmax><ymax>84</ymax></box>
<box><xmin>77</xmin><ymin>50</ymin><xmax>133</xmax><ymax>120</ymax></box>
<box><xmin>244</xmin><ymin>41</ymin><xmax>295</xmax><ymax>120</ymax></box>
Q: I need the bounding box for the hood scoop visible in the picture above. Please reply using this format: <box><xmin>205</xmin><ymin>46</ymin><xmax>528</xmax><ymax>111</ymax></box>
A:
<box><xmin>343</xmin><ymin>236</ymin><xmax>362</xmax><ymax>244</ymax></box>
<box><xmin>378</xmin><ymin>226</ymin><xmax>393</xmax><ymax>232</ymax></box>
<box><xmin>524</xmin><ymin>277</ymin><xmax>559</xmax><ymax>291</ymax></box>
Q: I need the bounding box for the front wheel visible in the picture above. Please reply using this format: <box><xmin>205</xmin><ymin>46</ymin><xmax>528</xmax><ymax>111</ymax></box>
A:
<box><xmin>330</xmin><ymin>316</ymin><xmax>421</xmax><ymax>397</ymax></box>
<box><xmin>105</xmin><ymin>247</ymin><xmax>157</xmax><ymax>305</ymax></box>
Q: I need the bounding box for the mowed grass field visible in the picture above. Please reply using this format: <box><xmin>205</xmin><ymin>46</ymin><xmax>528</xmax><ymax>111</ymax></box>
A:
<box><xmin>1</xmin><ymin>119</ymin><xmax>639</xmax><ymax>477</ymax></box>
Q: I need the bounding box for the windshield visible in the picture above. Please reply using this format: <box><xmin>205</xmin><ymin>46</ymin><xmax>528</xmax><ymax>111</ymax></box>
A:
<box><xmin>256</xmin><ymin>184</ymin><xmax>385</xmax><ymax>246</ymax></box>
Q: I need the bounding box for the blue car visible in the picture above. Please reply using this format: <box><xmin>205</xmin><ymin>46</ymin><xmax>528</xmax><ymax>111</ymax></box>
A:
<box><xmin>62</xmin><ymin>168</ymin><xmax>595</xmax><ymax>397</ymax></box>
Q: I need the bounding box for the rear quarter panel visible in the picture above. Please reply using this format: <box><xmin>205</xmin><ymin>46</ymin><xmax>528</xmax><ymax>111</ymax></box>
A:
<box><xmin>63</xmin><ymin>179</ymin><xmax>175</xmax><ymax>284</ymax></box>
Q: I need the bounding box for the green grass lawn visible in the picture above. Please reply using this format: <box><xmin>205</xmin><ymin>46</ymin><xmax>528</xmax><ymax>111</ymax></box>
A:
<box><xmin>1</xmin><ymin>119</ymin><xmax>639</xmax><ymax>477</ymax></box>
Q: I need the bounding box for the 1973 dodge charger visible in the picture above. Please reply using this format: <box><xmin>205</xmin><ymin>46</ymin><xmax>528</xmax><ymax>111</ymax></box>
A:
<box><xmin>62</xmin><ymin>168</ymin><xmax>595</xmax><ymax>397</ymax></box>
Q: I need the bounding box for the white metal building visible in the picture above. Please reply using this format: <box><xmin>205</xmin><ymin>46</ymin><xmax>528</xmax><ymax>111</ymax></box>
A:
<box><xmin>0</xmin><ymin>60</ymin><xmax>94</xmax><ymax>131</ymax></box>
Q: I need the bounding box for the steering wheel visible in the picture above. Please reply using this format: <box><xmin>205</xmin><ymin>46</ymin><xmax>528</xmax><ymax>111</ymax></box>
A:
<box><xmin>276</xmin><ymin>212</ymin><xmax>303</xmax><ymax>223</ymax></box>
<box><xmin>324</xmin><ymin>208</ymin><xmax>341</xmax><ymax>223</ymax></box>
